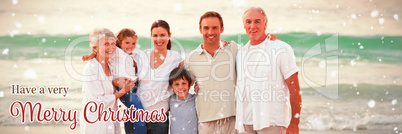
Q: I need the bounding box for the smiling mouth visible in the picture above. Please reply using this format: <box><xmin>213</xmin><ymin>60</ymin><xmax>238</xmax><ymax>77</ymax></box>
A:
<box><xmin>176</xmin><ymin>90</ymin><xmax>187</xmax><ymax>93</ymax></box>
<box><xmin>155</xmin><ymin>42</ymin><xmax>164</xmax><ymax>46</ymax></box>
<box><xmin>106</xmin><ymin>50</ymin><xmax>114</xmax><ymax>54</ymax></box>
<box><xmin>207</xmin><ymin>35</ymin><xmax>216</xmax><ymax>39</ymax></box>
<box><xmin>250</xmin><ymin>30</ymin><xmax>258</xmax><ymax>34</ymax></box>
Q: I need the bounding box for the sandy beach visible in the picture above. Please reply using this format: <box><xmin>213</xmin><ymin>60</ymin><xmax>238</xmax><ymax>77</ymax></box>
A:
<box><xmin>0</xmin><ymin>126</ymin><xmax>394</xmax><ymax>134</ymax></box>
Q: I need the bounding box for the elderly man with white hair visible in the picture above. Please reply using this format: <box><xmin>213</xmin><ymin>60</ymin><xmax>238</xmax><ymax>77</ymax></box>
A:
<box><xmin>235</xmin><ymin>7</ymin><xmax>302</xmax><ymax>134</ymax></box>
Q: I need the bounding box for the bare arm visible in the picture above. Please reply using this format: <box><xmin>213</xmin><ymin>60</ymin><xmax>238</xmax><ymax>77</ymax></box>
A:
<box><xmin>285</xmin><ymin>72</ymin><xmax>302</xmax><ymax>134</ymax></box>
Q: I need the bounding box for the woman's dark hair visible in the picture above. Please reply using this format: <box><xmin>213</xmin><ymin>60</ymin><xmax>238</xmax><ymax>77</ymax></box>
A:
<box><xmin>151</xmin><ymin>20</ymin><xmax>172</xmax><ymax>50</ymax></box>
<box><xmin>169</xmin><ymin>67</ymin><xmax>193</xmax><ymax>88</ymax></box>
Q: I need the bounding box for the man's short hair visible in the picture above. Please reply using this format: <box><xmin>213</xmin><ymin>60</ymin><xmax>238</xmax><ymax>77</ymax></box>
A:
<box><xmin>199</xmin><ymin>11</ymin><xmax>224</xmax><ymax>28</ymax></box>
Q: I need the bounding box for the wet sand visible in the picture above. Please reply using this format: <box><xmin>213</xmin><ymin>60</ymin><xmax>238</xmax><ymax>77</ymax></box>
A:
<box><xmin>0</xmin><ymin>126</ymin><xmax>393</xmax><ymax>134</ymax></box>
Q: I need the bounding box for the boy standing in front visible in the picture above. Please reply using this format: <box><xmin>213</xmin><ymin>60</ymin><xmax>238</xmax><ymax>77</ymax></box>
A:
<box><xmin>169</xmin><ymin>67</ymin><xmax>198</xmax><ymax>134</ymax></box>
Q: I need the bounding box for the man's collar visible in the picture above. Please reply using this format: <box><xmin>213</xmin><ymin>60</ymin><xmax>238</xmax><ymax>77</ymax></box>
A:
<box><xmin>244</xmin><ymin>35</ymin><xmax>271</xmax><ymax>51</ymax></box>
<box><xmin>197</xmin><ymin>40</ymin><xmax>224</xmax><ymax>55</ymax></box>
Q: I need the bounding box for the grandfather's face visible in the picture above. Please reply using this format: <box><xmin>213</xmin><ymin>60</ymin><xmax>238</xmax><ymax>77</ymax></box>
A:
<box><xmin>243</xmin><ymin>10</ymin><xmax>267</xmax><ymax>42</ymax></box>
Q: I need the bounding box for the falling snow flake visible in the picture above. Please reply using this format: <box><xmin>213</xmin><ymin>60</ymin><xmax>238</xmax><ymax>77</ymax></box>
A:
<box><xmin>15</xmin><ymin>22</ymin><xmax>22</xmax><ymax>28</ymax></box>
<box><xmin>367</xmin><ymin>100</ymin><xmax>376</xmax><ymax>108</ymax></box>
<box><xmin>24</xmin><ymin>69</ymin><xmax>37</xmax><ymax>79</ymax></box>
<box><xmin>370</xmin><ymin>10</ymin><xmax>379</xmax><ymax>18</ymax></box>
<box><xmin>351</xmin><ymin>14</ymin><xmax>357</xmax><ymax>19</ymax></box>
<box><xmin>37</xmin><ymin>15</ymin><xmax>45</xmax><ymax>24</ymax></box>
<box><xmin>392</xmin><ymin>99</ymin><xmax>397</xmax><ymax>105</ymax></box>
<box><xmin>350</xmin><ymin>59</ymin><xmax>356</xmax><ymax>66</ymax></box>
<box><xmin>2</xmin><ymin>48</ymin><xmax>9</xmax><ymax>55</ymax></box>
<box><xmin>379</xmin><ymin>18</ymin><xmax>385</xmax><ymax>25</ymax></box>
<box><xmin>12</xmin><ymin>0</ymin><xmax>18</xmax><ymax>5</ymax></box>
<box><xmin>74</xmin><ymin>24</ymin><xmax>81</xmax><ymax>31</ymax></box>
<box><xmin>294</xmin><ymin>113</ymin><xmax>300</xmax><ymax>118</ymax></box>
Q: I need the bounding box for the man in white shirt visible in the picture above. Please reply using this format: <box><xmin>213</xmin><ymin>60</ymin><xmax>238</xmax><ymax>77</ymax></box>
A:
<box><xmin>235</xmin><ymin>7</ymin><xmax>302</xmax><ymax>134</ymax></box>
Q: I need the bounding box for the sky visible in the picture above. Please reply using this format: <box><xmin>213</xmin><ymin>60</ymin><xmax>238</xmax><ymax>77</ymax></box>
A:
<box><xmin>1</xmin><ymin>0</ymin><xmax>401</xmax><ymax>37</ymax></box>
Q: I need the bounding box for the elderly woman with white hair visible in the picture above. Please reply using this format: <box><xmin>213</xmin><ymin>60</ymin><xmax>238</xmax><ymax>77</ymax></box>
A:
<box><xmin>80</xmin><ymin>28</ymin><xmax>134</xmax><ymax>134</ymax></box>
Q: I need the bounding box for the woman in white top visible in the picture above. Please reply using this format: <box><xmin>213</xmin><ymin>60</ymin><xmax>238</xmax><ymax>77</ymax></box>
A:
<box><xmin>134</xmin><ymin>20</ymin><xmax>183</xmax><ymax>134</ymax></box>
<box><xmin>81</xmin><ymin>28</ymin><xmax>135</xmax><ymax>134</ymax></box>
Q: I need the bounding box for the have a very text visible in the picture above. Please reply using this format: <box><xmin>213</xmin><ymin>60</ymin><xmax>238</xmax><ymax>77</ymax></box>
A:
<box><xmin>11</xmin><ymin>84</ymin><xmax>69</xmax><ymax>97</ymax></box>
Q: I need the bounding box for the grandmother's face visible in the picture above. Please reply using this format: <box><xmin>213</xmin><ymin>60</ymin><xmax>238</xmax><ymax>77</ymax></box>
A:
<box><xmin>95</xmin><ymin>37</ymin><xmax>116</xmax><ymax>61</ymax></box>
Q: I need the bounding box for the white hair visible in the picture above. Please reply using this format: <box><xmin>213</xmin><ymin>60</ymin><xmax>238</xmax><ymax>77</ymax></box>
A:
<box><xmin>89</xmin><ymin>28</ymin><xmax>116</xmax><ymax>47</ymax></box>
<box><xmin>243</xmin><ymin>6</ymin><xmax>268</xmax><ymax>22</ymax></box>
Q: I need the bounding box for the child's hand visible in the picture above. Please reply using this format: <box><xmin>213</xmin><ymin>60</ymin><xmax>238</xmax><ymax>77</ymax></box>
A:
<box><xmin>121</xmin><ymin>78</ymin><xmax>135</xmax><ymax>93</ymax></box>
<box><xmin>112</xmin><ymin>77</ymin><xmax>130</xmax><ymax>88</ymax></box>
<box><xmin>114</xmin><ymin>79</ymin><xmax>134</xmax><ymax>99</ymax></box>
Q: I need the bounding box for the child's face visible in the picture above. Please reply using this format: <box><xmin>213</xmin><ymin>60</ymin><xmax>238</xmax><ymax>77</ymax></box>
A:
<box><xmin>171</xmin><ymin>77</ymin><xmax>190</xmax><ymax>100</ymax></box>
<box><xmin>120</xmin><ymin>37</ymin><xmax>137</xmax><ymax>54</ymax></box>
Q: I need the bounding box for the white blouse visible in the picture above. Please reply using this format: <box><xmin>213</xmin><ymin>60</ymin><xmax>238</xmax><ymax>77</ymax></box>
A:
<box><xmin>108</xmin><ymin>48</ymin><xmax>137</xmax><ymax>80</ymax></box>
<box><xmin>134</xmin><ymin>49</ymin><xmax>183</xmax><ymax>111</ymax></box>
<box><xmin>80</xmin><ymin>58</ymin><xmax>120</xmax><ymax>134</ymax></box>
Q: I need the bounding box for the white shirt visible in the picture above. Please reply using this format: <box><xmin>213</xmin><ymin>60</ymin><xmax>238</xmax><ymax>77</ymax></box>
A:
<box><xmin>242</xmin><ymin>44</ymin><xmax>260</xmax><ymax>125</ymax></box>
<box><xmin>134</xmin><ymin>49</ymin><xmax>183</xmax><ymax>111</ymax></box>
<box><xmin>80</xmin><ymin>58</ymin><xmax>120</xmax><ymax>134</ymax></box>
<box><xmin>235</xmin><ymin>38</ymin><xmax>298</xmax><ymax>132</ymax></box>
<box><xmin>109</xmin><ymin>48</ymin><xmax>137</xmax><ymax>80</ymax></box>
